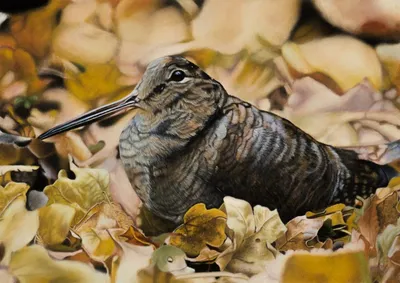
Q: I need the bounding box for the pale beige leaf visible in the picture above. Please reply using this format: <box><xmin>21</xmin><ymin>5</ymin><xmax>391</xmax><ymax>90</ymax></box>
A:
<box><xmin>9</xmin><ymin>245</ymin><xmax>109</xmax><ymax>283</ymax></box>
<box><xmin>52</xmin><ymin>23</ymin><xmax>119</xmax><ymax>65</ymax></box>
<box><xmin>191</xmin><ymin>0</ymin><xmax>301</xmax><ymax>54</ymax></box>
<box><xmin>313</xmin><ymin>0</ymin><xmax>400</xmax><ymax>38</ymax></box>
<box><xmin>0</xmin><ymin>182</ymin><xmax>30</xmax><ymax>213</ymax></box>
<box><xmin>113</xmin><ymin>241</ymin><xmax>154</xmax><ymax>283</ymax></box>
<box><xmin>281</xmin><ymin>35</ymin><xmax>383</xmax><ymax>92</ymax></box>
<box><xmin>0</xmin><ymin>198</ymin><xmax>39</xmax><ymax>264</ymax></box>
<box><xmin>217</xmin><ymin>197</ymin><xmax>285</xmax><ymax>276</ymax></box>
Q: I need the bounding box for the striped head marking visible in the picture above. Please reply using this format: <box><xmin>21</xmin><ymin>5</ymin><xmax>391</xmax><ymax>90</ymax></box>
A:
<box><xmin>134</xmin><ymin>55</ymin><xmax>218</xmax><ymax>112</ymax></box>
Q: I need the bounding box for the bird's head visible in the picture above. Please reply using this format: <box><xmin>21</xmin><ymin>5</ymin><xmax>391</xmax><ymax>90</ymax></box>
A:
<box><xmin>38</xmin><ymin>56</ymin><xmax>223</xmax><ymax>140</ymax></box>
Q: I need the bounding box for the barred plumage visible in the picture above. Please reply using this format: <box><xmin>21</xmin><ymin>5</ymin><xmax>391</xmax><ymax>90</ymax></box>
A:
<box><xmin>39</xmin><ymin>56</ymin><xmax>399</xmax><ymax>225</ymax></box>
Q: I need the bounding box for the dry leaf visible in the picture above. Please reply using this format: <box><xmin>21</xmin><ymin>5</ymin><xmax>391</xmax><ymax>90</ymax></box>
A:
<box><xmin>191</xmin><ymin>0</ymin><xmax>301</xmax><ymax>54</ymax></box>
<box><xmin>0</xmin><ymin>193</ymin><xmax>39</xmax><ymax>264</ymax></box>
<box><xmin>313</xmin><ymin>0</ymin><xmax>400</xmax><ymax>39</ymax></box>
<box><xmin>280</xmin><ymin>246</ymin><xmax>371</xmax><ymax>283</ymax></box>
<box><xmin>10</xmin><ymin>0</ymin><xmax>69</xmax><ymax>58</ymax></box>
<box><xmin>0</xmin><ymin>182</ymin><xmax>29</xmax><ymax>213</ymax></box>
<box><xmin>250</xmin><ymin>243</ymin><xmax>370</xmax><ymax>283</ymax></box>
<box><xmin>44</xmin><ymin>165</ymin><xmax>111</xmax><ymax>225</ymax></box>
<box><xmin>116</xmin><ymin>1</ymin><xmax>189</xmax><ymax>73</ymax></box>
<box><xmin>357</xmin><ymin>191</ymin><xmax>400</xmax><ymax>256</ymax></box>
<box><xmin>169</xmin><ymin>203</ymin><xmax>227</xmax><ymax>257</ymax></box>
<box><xmin>65</xmin><ymin>63</ymin><xmax>126</xmax><ymax>102</ymax></box>
<box><xmin>52</xmin><ymin>23</ymin><xmax>119</xmax><ymax>65</ymax></box>
<box><xmin>217</xmin><ymin>197</ymin><xmax>286</xmax><ymax>276</ymax></box>
<box><xmin>377</xmin><ymin>218</ymin><xmax>400</xmax><ymax>269</ymax></box>
<box><xmin>38</xmin><ymin>203</ymin><xmax>76</xmax><ymax>246</ymax></box>
<box><xmin>275</xmin><ymin>216</ymin><xmax>324</xmax><ymax>251</ymax></box>
<box><xmin>0</xmin><ymin>47</ymin><xmax>48</xmax><ymax>96</ymax></box>
<box><xmin>272</xmin><ymin>77</ymin><xmax>400</xmax><ymax>148</ymax></box>
<box><xmin>8</xmin><ymin>245</ymin><xmax>109</xmax><ymax>283</ymax></box>
<box><xmin>74</xmin><ymin>202</ymin><xmax>133</xmax><ymax>262</ymax></box>
<box><xmin>281</xmin><ymin>35</ymin><xmax>383</xmax><ymax>93</ymax></box>
<box><xmin>112</xmin><ymin>240</ymin><xmax>154</xmax><ymax>283</ymax></box>
<box><xmin>376</xmin><ymin>43</ymin><xmax>400</xmax><ymax>91</ymax></box>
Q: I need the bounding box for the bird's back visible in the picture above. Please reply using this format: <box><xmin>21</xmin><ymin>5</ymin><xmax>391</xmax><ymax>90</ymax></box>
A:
<box><xmin>211</xmin><ymin>96</ymin><xmax>397</xmax><ymax>221</ymax></box>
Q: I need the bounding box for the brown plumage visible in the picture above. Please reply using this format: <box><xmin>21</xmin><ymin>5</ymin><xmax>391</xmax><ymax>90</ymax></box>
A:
<box><xmin>39</xmin><ymin>56</ymin><xmax>399</xmax><ymax>224</ymax></box>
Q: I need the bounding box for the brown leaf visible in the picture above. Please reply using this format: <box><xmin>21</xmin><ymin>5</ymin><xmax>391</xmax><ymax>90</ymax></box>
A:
<box><xmin>275</xmin><ymin>216</ymin><xmax>324</xmax><ymax>251</ymax></box>
<box><xmin>10</xmin><ymin>0</ymin><xmax>69</xmax><ymax>58</ymax></box>
<box><xmin>357</xmin><ymin>192</ymin><xmax>400</xmax><ymax>256</ymax></box>
<box><xmin>169</xmin><ymin>203</ymin><xmax>227</xmax><ymax>257</ymax></box>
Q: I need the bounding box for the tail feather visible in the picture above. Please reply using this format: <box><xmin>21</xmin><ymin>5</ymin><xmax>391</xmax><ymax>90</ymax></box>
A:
<box><xmin>332</xmin><ymin>147</ymin><xmax>400</xmax><ymax>204</ymax></box>
<box><xmin>376</xmin><ymin>163</ymin><xmax>399</xmax><ymax>188</ymax></box>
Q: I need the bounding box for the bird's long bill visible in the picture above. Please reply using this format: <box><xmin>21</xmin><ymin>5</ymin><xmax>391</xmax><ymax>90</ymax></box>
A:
<box><xmin>38</xmin><ymin>90</ymin><xmax>139</xmax><ymax>140</ymax></box>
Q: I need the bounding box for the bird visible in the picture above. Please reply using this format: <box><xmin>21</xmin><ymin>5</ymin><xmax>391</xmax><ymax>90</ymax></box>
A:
<box><xmin>38</xmin><ymin>55</ymin><xmax>399</xmax><ymax>224</ymax></box>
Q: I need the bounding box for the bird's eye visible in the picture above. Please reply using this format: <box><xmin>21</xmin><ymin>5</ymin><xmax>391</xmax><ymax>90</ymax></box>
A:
<box><xmin>169</xmin><ymin>70</ymin><xmax>186</xmax><ymax>82</ymax></box>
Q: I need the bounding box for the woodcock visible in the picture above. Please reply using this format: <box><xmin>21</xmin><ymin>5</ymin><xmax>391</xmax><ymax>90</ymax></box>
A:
<box><xmin>39</xmin><ymin>56</ymin><xmax>399</xmax><ymax>224</ymax></box>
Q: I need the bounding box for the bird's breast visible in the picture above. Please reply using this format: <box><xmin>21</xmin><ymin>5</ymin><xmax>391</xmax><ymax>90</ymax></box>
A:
<box><xmin>118</xmin><ymin>116</ymin><xmax>224</xmax><ymax>223</ymax></box>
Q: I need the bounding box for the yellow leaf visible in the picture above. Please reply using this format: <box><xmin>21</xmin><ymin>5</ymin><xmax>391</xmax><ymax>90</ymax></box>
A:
<box><xmin>14</xmin><ymin>49</ymin><xmax>49</xmax><ymax>93</ymax></box>
<box><xmin>0</xmin><ymin>182</ymin><xmax>29</xmax><ymax>213</ymax></box>
<box><xmin>306</xmin><ymin>203</ymin><xmax>346</xmax><ymax>218</ymax></box>
<box><xmin>281</xmin><ymin>249</ymin><xmax>371</xmax><ymax>283</ymax></box>
<box><xmin>0</xmin><ymin>46</ymin><xmax>48</xmax><ymax>96</ymax></box>
<box><xmin>0</xmin><ymin>197</ymin><xmax>39</xmax><ymax>264</ymax></box>
<box><xmin>10</xmin><ymin>0</ymin><xmax>69</xmax><ymax>58</ymax></box>
<box><xmin>8</xmin><ymin>245</ymin><xmax>109</xmax><ymax>283</ymax></box>
<box><xmin>169</xmin><ymin>203</ymin><xmax>227</xmax><ymax>257</ymax></box>
<box><xmin>44</xmin><ymin>166</ymin><xmax>111</xmax><ymax>225</ymax></box>
<box><xmin>0</xmin><ymin>38</ymin><xmax>16</xmax><ymax>79</ymax></box>
<box><xmin>389</xmin><ymin>176</ymin><xmax>400</xmax><ymax>190</ymax></box>
<box><xmin>65</xmin><ymin>63</ymin><xmax>126</xmax><ymax>102</ymax></box>
<box><xmin>38</xmin><ymin>203</ymin><xmax>76</xmax><ymax>246</ymax></box>
<box><xmin>376</xmin><ymin>43</ymin><xmax>400</xmax><ymax>91</ymax></box>
<box><xmin>74</xmin><ymin>202</ymin><xmax>133</xmax><ymax>262</ymax></box>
